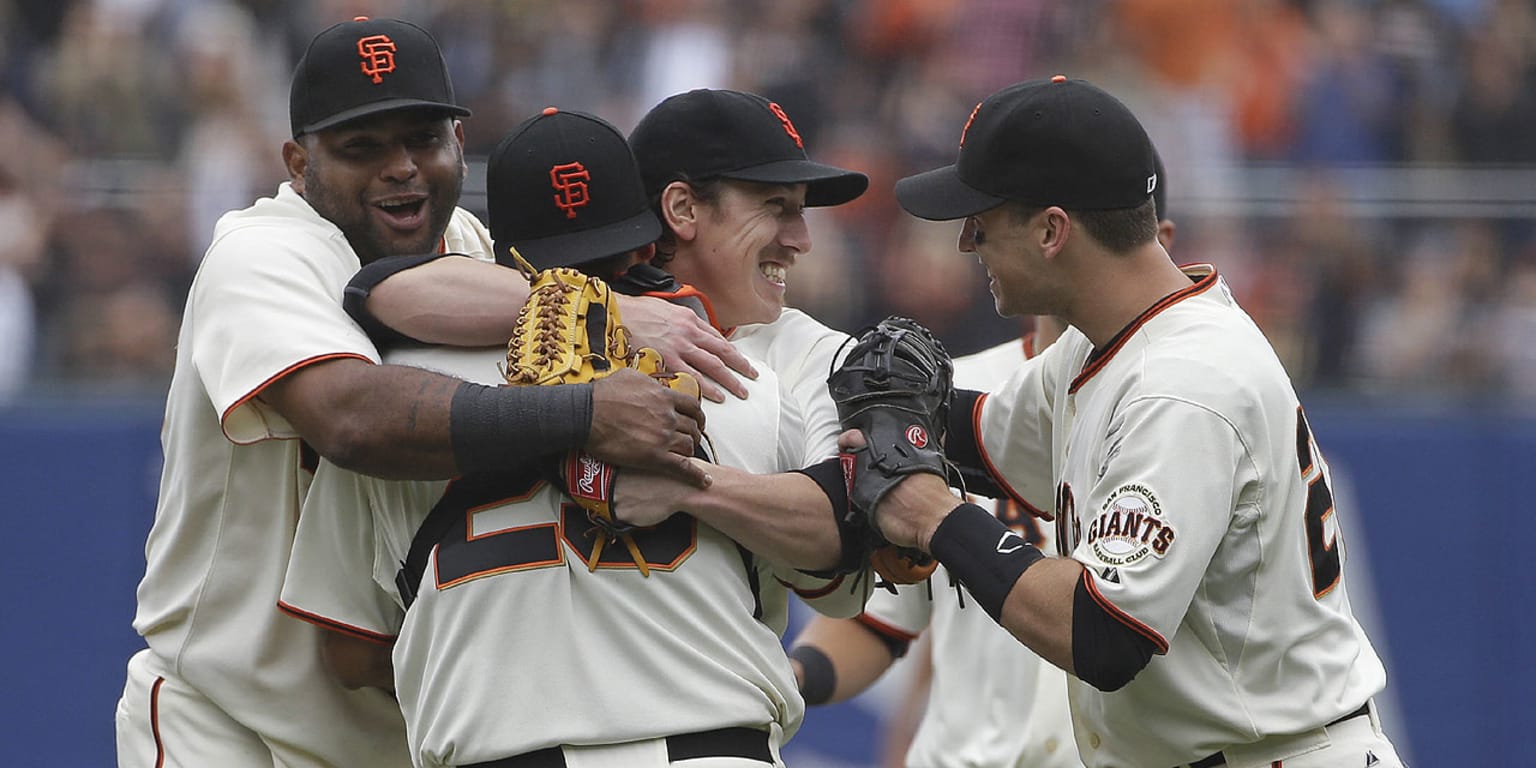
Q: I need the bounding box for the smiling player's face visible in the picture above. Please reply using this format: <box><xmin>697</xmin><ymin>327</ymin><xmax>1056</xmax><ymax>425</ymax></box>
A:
<box><xmin>287</xmin><ymin>110</ymin><xmax>467</xmax><ymax>264</ymax></box>
<box><xmin>959</xmin><ymin>206</ymin><xmax>1060</xmax><ymax>318</ymax></box>
<box><xmin>672</xmin><ymin>180</ymin><xmax>811</xmax><ymax>329</ymax></box>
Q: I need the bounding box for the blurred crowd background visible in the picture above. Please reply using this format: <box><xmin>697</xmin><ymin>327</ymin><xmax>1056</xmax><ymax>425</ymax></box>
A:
<box><xmin>3</xmin><ymin>0</ymin><xmax>1536</xmax><ymax>405</ymax></box>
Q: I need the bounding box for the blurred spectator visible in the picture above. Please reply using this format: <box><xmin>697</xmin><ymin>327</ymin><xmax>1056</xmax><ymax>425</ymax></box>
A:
<box><xmin>57</xmin><ymin>281</ymin><xmax>178</xmax><ymax>391</ymax></box>
<box><xmin>35</xmin><ymin>204</ymin><xmax>179</xmax><ymax>390</ymax></box>
<box><xmin>172</xmin><ymin>2</ymin><xmax>288</xmax><ymax>257</ymax></box>
<box><xmin>1450</xmin><ymin>1</ymin><xmax>1536</xmax><ymax>163</ymax></box>
<box><xmin>0</xmin><ymin>170</ymin><xmax>47</xmax><ymax>403</ymax></box>
<box><xmin>1112</xmin><ymin>0</ymin><xmax>1244</xmax><ymax>210</ymax></box>
<box><xmin>1290</xmin><ymin>0</ymin><xmax>1397</xmax><ymax>165</ymax></box>
<box><xmin>632</xmin><ymin>0</ymin><xmax>734</xmax><ymax>113</ymax></box>
<box><xmin>1227</xmin><ymin>0</ymin><xmax>1311</xmax><ymax>160</ymax></box>
<box><xmin>1489</xmin><ymin>257</ymin><xmax>1536</xmax><ymax>398</ymax></box>
<box><xmin>35</xmin><ymin>1</ymin><xmax>182</xmax><ymax>158</ymax></box>
<box><xmin>1354</xmin><ymin>224</ymin><xmax>1497</xmax><ymax>393</ymax></box>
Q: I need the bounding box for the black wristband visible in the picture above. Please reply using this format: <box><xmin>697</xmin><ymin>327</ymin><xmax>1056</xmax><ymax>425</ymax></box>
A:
<box><xmin>928</xmin><ymin>502</ymin><xmax>1045</xmax><ymax>622</ymax></box>
<box><xmin>793</xmin><ymin>457</ymin><xmax>866</xmax><ymax>576</ymax></box>
<box><xmin>449</xmin><ymin>381</ymin><xmax>593</xmax><ymax>474</ymax></box>
<box><xmin>788</xmin><ymin>644</ymin><xmax>837</xmax><ymax>706</ymax></box>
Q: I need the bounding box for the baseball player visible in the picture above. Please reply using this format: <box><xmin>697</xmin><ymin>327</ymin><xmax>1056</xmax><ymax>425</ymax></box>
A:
<box><xmin>279</xmin><ymin>106</ymin><xmax>872</xmax><ymax>767</ymax></box>
<box><xmin>788</xmin><ymin>158</ymin><xmax>1177</xmax><ymax>768</ymax></box>
<box><xmin>115</xmin><ymin>18</ymin><xmax>744</xmax><ymax>768</ymax></box>
<box><xmin>844</xmin><ymin>76</ymin><xmax>1406</xmax><ymax>768</ymax></box>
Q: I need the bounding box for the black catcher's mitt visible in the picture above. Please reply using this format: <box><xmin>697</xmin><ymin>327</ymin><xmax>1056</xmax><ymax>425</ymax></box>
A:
<box><xmin>829</xmin><ymin>316</ymin><xmax>955</xmax><ymax>582</ymax></box>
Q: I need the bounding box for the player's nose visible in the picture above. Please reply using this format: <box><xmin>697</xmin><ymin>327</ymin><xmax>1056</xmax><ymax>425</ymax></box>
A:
<box><xmin>379</xmin><ymin>143</ymin><xmax>419</xmax><ymax>182</ymax></box>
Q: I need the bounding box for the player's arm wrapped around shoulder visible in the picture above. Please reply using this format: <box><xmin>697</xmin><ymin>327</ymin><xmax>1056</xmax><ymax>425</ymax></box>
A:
<box><xmin>504</xmin><ymin>258</ymin><xmax>699</xmax><ymax>576</ymax></box>
<box><xmin>827</xmin><ymin>316</ymin><xmax>957</xmax><ymax>585</ymax></box>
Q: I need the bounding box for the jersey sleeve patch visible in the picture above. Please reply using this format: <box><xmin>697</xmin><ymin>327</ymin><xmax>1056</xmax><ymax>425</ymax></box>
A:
<box><xmin>1086</xmin><ymin>483</ymin><xmax>1177</xmax><ymax>567</ymax></box>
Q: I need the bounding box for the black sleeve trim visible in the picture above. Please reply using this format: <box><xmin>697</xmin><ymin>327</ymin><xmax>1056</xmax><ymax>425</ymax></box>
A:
<box><xmin>343</xmin><ymin>252</ymin><xmax>461</xmax><ymax>347</ymax></box>
<box><xmin>946</xmin><ymin>389</ymin><xmax>1008</xmax><ymax>499</ymax></box>
<box><xmin>793</xmin><ymin>457</ymin><xmax>869</xmax><ymax>576</ymax></box>
<box><xmin>1070</xmin><ymin>573</ymin><xmax>1157</xmax><ymax>691</ymax></box>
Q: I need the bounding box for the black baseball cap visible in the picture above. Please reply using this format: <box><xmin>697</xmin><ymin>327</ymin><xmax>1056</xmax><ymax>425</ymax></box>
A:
<box><xmin>290</xmin><ymin>16</ymin><xmax>470</xmax><ymax>137</ymax></box>
<box><xmin>629</xmin><ymin>89</ymin><xmax>868</xmax><ymax>207</ymax></box>
<box><xmin>487</xmin><ymin>107</ymin><xmax>662</xmax><ymax>270</ymax></box>
<box><xmin>895</xmin><ymin>76</ymin><xmax>1157</xmax><ymax>220</ymax></box>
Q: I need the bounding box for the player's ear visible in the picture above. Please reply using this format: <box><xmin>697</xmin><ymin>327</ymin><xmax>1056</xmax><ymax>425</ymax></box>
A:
<box><xmin>1039</xmin><ymin>206</ymin><xmax>1072</xmax><ymax>259</ymax></box>
<box><xmin>661</xmin><ymin>182</ymin><xmax>699</xmax><ymax>242</ymax></box>
<box><xmin>282</xmin><ymin>139</ymin><xmax>308</xmax><ymax>192</ymax></box>
<box><xmin>1157</xmin><ymin>219</ymin><xmax>1177</xmax><ymax>252</ymax></box>
<box><xmin>453</xmin><ymin>120</ymin><xmax>468</xmax><ymax>173</ymax></box>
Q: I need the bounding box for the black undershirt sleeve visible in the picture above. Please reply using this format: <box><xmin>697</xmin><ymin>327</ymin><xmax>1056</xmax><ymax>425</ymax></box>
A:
<box><xmin>1070</xmin><ymin>573</ymin><xmax>1158</xmax><ymax>692</ymax></box>
<box><xmin>945</xmin><ymin>388</ymin><xmax>1010</xmax><ymax>499</ymax></box>
<box><xmin>344</xmin><ymin>252</ymin><xmax>463</xmax><ymax>347</ymax></box>
<box><xmin>793</xmin><ymin>457</ymin><xmax>868</xmax><ymax>576</ymax></box>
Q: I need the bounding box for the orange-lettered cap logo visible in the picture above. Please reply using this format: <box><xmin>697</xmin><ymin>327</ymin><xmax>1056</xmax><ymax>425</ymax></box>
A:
<box><xmin>357</xmin><ymin>35</ymin><xmax>397</xmax><ymax>84</ymax></box>
<box><xmin>960</xmin><ymin>101</ymin><xmax>982</xmax><ymax>148</ymax></box>
<box><xmin>550</xmin><ymin>162</ymin><xmax>591</xmax><ymax>219</ymax></box>
<box><xmin>768</xmin><ymin>102</ymin><xmax>804</xmax><ymax>148</ymax></box>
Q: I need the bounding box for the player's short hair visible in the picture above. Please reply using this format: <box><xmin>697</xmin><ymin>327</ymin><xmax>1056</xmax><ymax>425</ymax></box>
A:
<box><xmin>1073</xmin><ymin>197</ymin><xmax>1159</xmax><ymax>254</ymax></box>
<box><xmin>1004</xmin><ymin>197</ymin><xmax>1158</xmax><ymax>255</ymax></box>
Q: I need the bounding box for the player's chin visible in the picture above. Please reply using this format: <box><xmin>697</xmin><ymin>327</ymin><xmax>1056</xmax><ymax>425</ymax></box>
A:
<box><xmin>993</xmin><ymin>294</ymin><xmax>1024</xmax><ymax>318</ymax></box>
<box><xmin>372</xmin><ymin>229</ymin><xmax>440</xmax><ymax>261</ymax></box>
<box><xmin>747</xmin><ymin>294</ymin><xmax>785</xmax><ymax>326</ymax></box>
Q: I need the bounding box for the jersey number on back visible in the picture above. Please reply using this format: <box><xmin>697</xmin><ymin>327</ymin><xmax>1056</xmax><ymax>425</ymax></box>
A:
<box><xmin>1297</xmin><ymin>407</ymin><xmax>1343</xmax><ymax>599</ymax></box>
<box><xmin>431</xmin><ymin>474</ymin><xmax>697</xmax><ymax>591</ymax></box>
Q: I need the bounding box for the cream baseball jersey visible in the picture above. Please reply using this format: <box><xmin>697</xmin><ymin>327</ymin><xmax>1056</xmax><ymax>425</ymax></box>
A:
<box><xmin>279</xmin><ymin>343</ymin><xmax>867</xmax><ymax>767</ymax></box>
<box><xmin>862</xmin><ymin>338</ymin><xmax>1082</xmax><ymax>768</ymax></box>
<box><xmin>976</xmin><ymin>267</ymin><xmax>1387</xmax><ymax>767</ymax></box>
<box><xmin>126</xmin><ymin>182</ymin><xmax>492</xmax><ymax>767</ymax></box>
<box><xmin>732</xmin><ymin>307</ymin><xmax>850</xmax><ymax>466</ymax></box>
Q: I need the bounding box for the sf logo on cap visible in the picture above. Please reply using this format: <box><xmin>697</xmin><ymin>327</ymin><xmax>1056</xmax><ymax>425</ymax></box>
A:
<box><xmin>767</xmin><ymin>103</ymin><xmax>803</xmax><ymax>149</ymax></box>
<box><xmin>959</xmin><ymin>101</ymin><xmax>982</xmax><ymax>148</ymax></box>
<box><xmin>357</xmin><ymin>34</ymin><xmax>397</xmax><ymax>83</ymax></box>
<box><xmin>550</xmin><ymin>162</ymin><xmax>591</xmax><ymax>220</ymax></box>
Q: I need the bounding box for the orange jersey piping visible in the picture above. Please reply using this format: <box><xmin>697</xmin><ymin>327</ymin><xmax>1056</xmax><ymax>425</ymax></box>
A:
<box><xmin>220</xmin><ymin>352</ymin><xmax>375</xmax><ymax>445</ymax></box>
<box><xmin>277</xmin><ymin>600</ymin><xmax>396</xmax><ymax>646</ymax></box>
<box><xmin>1081</xmin><ymin>570</ymin><xmax>1168</xmax><ymax>654</ymax></box>
<box><xmin>856</xmin><ymin>612</ymin><xmax>919</xmax><ymax>642</ymax></box>
<box><xmin>1069</xmin><ymin>267</ymin><xmax>1218</xmax><ymax>395</ymax></box>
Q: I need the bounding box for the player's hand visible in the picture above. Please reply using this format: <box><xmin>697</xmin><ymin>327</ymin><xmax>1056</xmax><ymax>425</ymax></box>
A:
<box><xmin>616</xmin><ymin>293</ymin><xmax>757</xmax><ymax>403</ymax></box>
<box><xmin>588</xmin><ymin>369</ymin><xmax>711</xmax><ymax>488</ymax></box>
<box><xmin>837</xmin><ymin>429</ymin><xmax>950</xmax><ymax>551</ymax></box>
<box><xmin>611</xmin><ymin>462</ymin><xmax>709</xmax><ymax>528</ymax></box>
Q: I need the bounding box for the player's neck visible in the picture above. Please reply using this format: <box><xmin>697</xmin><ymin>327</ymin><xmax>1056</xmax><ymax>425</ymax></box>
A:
<box><xmin>1064</xmin><ymin>244</ymin><xmax>1190</xmax><ymax>348</ymax></box>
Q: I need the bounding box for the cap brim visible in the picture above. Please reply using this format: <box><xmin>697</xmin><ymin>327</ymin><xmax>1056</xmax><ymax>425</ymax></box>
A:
<box><xmin>894</xmin><ymin>165</ymin><xmax>1007</xmax><ymax>221</ymax></box>
<box><xmin>722</xmin><ymin>159</ymin><xmax>869</xmax><ymax>207</ymax></box>
<box><xmin>499</xmin><ymin>209</ymin><xmax>663</xmax><ymax>271</ymax></box>
<box><xmin>299</xmin><ymin>99</ymin><xmax>472</xmax><ymax>135</ymax></box>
